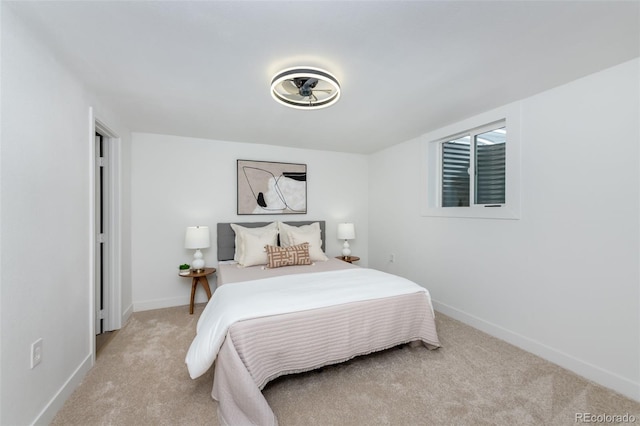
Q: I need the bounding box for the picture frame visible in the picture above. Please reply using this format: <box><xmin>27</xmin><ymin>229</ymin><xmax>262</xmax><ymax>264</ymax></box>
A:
<box><xmin>237</xmin><ymin>160</ymin><xmax>307</xmax><ymax>215</ymax></box>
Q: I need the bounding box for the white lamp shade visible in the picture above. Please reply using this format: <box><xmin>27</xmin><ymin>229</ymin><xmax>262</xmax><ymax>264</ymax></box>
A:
<box><xmin>185</xmin><ymin>226</ymin><xmax>210</xmax><ymax>249</ymax></box>
<box><xmin>337</xmin><ymin>223</ymin><xmax>355</xmax><ymax>240</ymax></box>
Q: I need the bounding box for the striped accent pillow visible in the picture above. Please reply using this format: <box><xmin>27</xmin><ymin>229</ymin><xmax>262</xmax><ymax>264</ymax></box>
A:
<box><xmin>265</xmin><ymin>243</ymin><xmax>312</xmax><ymax>269</ymax></box>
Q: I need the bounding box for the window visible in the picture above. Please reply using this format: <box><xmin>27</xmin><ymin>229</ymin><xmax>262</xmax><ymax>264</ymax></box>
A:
<box><xmin>441</xmin><ymin>122</ymin><xmax>506</xmax><ymax>207</ymax></box>
<box><xmin>422</xmin><ymin>104</ymin><xmax>520</xmax><ymax>219</ymax></box>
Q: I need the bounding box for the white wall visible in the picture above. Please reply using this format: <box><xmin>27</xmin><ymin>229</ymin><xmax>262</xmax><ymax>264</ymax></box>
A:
<box><xmin>368</xmin><ymin>59</ymin><xmax>640</xmax><ymax>400</ymax></box>
<box><xmin>131</xmin><ymin>133</ymin><xmax>368</xmax><ymax>311</ymax></box>
<box><xmin>0</xmin><ymin>6</ymin><xmax>132</xmax><ymax>424</ymax></box>
<box><xmin>2</xmin><ymin>4</ymin><xmax>636</xmax><ymax>424</ymax></box>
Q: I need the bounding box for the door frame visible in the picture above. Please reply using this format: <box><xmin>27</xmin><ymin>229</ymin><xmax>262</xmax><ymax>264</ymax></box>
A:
<box><xmin>89</xmin><ymin>108</ymin><xmax>122</xmax><ymax>360</ymax></box>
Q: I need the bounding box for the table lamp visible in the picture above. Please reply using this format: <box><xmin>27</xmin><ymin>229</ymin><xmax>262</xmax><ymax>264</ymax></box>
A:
<box><xmin>185</xmin><ymin>226</ymin><xmax>210</xmax><ymax>272</ymax></box>
<box><xmin>337</xmin><ymin>223</ymin><xmax>355</xmax><ymax>258</ymax></box>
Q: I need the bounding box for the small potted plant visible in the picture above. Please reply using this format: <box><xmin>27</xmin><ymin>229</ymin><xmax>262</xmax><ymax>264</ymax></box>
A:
<box><xmin>179</xmin><ymin>263</ymin><xmax>191</xmax><ymax>275</ymax></box>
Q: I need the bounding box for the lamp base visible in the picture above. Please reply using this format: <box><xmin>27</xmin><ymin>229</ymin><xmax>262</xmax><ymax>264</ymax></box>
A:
<box><xmin>191</xmin><ymin>249</ymin><xmax>205</xmax><ymax>271</ymax></box>
<box><xmin>341</xmin><ymin>240</ymin><xmax>351</xmax><ymax>257</ymax></box>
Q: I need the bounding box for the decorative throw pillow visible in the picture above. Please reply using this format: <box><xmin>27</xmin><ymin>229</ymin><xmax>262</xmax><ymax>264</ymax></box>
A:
<box><xmin>236</xmin><ymin>228</ymin><xmax>278</xmax><ymax>267</ymax></box>
<box><xmin>231</xmin><ymin>222</ymin><xmax>278</xmax><ymax>262</ymax></box>
<box><xmin>265</xmin><ymin>243</ymin><xmax>312</xmax><ymax>268</ymax></box>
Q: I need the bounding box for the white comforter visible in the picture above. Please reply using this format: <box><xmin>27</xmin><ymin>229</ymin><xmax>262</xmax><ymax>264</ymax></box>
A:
<box><xmin>185</xmin><ymin>267</ymin><xmax>430</xmax><ymax>379</ymax></box>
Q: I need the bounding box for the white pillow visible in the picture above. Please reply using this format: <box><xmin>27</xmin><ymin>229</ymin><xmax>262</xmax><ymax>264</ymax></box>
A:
<box><xmin>236</xmin><ymin>228</ymin><xmax>278</xmax><ymax>267</ymax></box>
<box><xmin>278</xmin><ymin>222</ymin><xmax>321</xmax><ymax>247</ymax></box>
<box><xmin>280</xmin><ymin>222</ymin><xmax>328</xmax><ymax>262</ymax></box>
<box><xmin>230</xmin><ymin>222</ymin><xmax>278</xmax><ymax>262</ymax></box>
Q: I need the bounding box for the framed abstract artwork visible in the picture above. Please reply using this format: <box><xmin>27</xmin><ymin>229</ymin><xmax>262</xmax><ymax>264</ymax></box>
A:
<box><xmin>237</xmin><ymin>160</ymin><xmax>307</xmax><ymax>215</ymax></box>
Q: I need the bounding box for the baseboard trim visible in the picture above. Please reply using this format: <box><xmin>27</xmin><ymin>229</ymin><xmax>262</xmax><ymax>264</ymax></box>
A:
<box><xmin>133</xmin><ymin>295</ymin><xmax>201</xmax><ymax>312</ymax></box>
<box><xmin>432</xmin><ymin>300</ymin><xmax>640</xmax><ymax>402</ymax></box>
<box><xmin>122</xmin><ymin>303</ymin><xmax>134</xmax><ymax>324</ymax></box>
<box><xmin>31</xmin><ymin>353</ymin><xmax>93</xmax><ymax>425</ymax></box>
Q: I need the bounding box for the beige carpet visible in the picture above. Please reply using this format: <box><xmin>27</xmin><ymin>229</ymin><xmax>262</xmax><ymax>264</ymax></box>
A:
<box><xmin>52</xmin><ymin>304</ymin><xmax>640</xmax><ymax>425</ymax></box>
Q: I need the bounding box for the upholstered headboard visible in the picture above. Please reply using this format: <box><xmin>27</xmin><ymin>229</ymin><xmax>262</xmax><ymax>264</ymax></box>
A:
<box><xmin>217</xmin><ymin>221</ymin><xmax>326</xmax><ymax>261</ymax></box>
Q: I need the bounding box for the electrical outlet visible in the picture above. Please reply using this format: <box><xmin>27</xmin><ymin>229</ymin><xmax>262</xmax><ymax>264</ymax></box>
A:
<box><xmin>390</xmin><ymin>253</ymin><xmax>396</xmax><ymax>263</ymax></box>
<box><xmin>31</xmin><ymin>338</ymin><xmax>43</xmax><ymax>369</ymax></box>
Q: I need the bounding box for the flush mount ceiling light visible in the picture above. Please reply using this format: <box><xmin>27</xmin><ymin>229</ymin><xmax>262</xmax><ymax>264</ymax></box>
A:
<box><xmin>270</xmin><ymin>67</ymin><xmax>341</xmax><ymax>110</ymax></box>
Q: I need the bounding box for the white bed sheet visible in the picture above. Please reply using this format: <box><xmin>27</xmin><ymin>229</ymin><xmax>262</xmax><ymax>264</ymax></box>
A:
<box><xmin>186</xmin><ymin>267</ymin><xmax>432</xmax><ymax>379</ymax></box>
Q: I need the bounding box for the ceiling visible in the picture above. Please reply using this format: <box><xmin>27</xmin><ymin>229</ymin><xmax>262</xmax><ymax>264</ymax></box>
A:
<box><xmin>7</xmin><ymin>1</ymin><xmax>639</xmax><ymax>154</ymax></box>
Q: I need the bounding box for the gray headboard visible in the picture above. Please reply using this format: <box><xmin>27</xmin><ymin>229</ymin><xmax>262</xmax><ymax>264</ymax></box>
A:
<box><xmin>217</xmin><ymin>221</ymin><xmax>326</xmax><ymax>261</ymax></box>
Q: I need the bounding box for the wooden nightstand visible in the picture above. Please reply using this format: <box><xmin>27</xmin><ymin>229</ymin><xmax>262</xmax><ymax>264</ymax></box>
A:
<box><xmin>179</xmin><ymin>267</ymin><xmax>215</xmax><ymax>314</ymax></box>
<box><xmin>335</xmin><ymin>256</ymin><xmax>360</xmax><ymax>264</ymax></box>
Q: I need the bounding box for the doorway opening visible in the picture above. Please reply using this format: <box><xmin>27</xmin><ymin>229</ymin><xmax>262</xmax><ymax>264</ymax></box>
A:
<box><xmin>95</xmin><ymin>131</ymin><xmax>108</xmax><ymax>336</ymax></box>
<box><xmin>93</xmin><ymin>116</ymin><xmax>122</xmax><ymax>358</ymax></box>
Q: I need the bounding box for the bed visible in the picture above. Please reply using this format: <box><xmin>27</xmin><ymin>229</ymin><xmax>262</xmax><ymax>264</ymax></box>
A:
<box><xmin>186</xmin><ymin>221</ymin><xmax>440</xmax><ymax>426</ymax></box>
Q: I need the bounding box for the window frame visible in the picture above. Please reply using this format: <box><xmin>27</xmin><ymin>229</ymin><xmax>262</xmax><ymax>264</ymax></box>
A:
<box><xmin>421</xmin><ymin>103</ymin><xmax>521</xmax><ymax>220</ymax></box>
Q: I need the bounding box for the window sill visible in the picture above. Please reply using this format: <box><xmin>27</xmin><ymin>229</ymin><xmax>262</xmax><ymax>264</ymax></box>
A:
<box><xmin>421</xmin><ymin>205</ymin><xmax>520</xmax><ymax>220</ymax></box>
